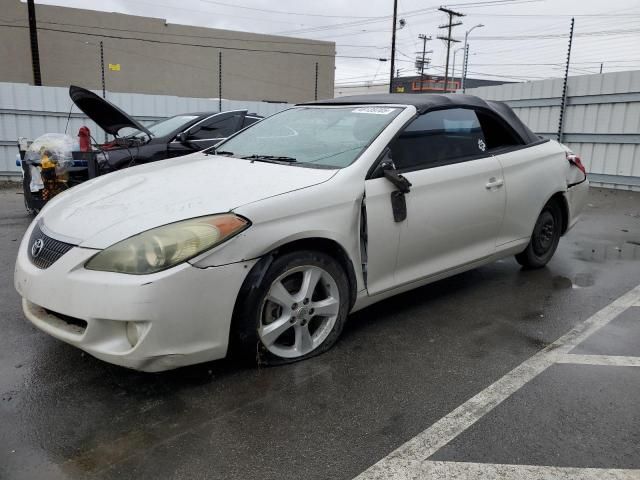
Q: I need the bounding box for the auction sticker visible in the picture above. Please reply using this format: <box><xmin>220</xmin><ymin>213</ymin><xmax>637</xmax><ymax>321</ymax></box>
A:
<box><xmin>352</xmin><ymin>107</ymin><xmax>396</xmax><ymax>115</ymax></box>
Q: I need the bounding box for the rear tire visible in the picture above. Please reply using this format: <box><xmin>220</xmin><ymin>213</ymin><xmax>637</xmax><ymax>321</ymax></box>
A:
<box><xmin>515</xmin><ymin>199</ymin><xmax>562</xmax><ymax>269</ymax></box>
<box><xmin>232</xmin><ymin>250</ymin><xmax>349</xmax><ymax>365</ymax></box>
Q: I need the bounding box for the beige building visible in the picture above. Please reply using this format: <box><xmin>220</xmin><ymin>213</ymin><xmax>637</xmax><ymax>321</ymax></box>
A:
<box><xmin>1</xmin><ymin>1</ymin><xmax>335</xmax><ymax>102</ymax></box>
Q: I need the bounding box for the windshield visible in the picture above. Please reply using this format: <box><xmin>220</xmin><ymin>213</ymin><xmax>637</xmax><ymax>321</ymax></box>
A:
<box><xmin>123</xmin><ymin>115</ymin><xmax>199</xmax><ymax>139</ymax></box>
<box><xmin>216</xmin><ymin>106</ymin><xmax>402</xmax><ymax>168</ymax></box>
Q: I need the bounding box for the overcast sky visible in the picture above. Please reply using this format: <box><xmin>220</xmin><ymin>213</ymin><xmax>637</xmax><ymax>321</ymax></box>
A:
<box><xmin>30</xmin><ymin>0</ymin><xmax>640</xmax><ymax>86</ymax></box>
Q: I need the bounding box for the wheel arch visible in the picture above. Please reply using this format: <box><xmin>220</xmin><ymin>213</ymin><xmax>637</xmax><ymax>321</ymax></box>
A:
<box><xmin>548</xmin><ymin>191</ymin><xmax>569</xmax><ymax>235</ymax></box>
<box><xmin>227</xmin><ymin>237</ymin><xmax>359</xmax><ymax>358</ymax></box>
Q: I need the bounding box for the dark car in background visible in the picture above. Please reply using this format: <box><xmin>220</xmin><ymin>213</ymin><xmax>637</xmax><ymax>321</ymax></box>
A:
<box><xmin>21</xmin><ymin>85</ymin><xmax>262</xmax><ymax>213</ymax></box>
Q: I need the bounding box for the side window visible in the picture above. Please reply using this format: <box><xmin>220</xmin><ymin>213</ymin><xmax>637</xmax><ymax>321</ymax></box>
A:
<box><xmin>390</xmin><ymin>108</ymin><xmax>487</xmax><ymax>171</ymax></box>
<box><xmin>475</xmin><ymin>110</ymin><xmax>523</xmax><ymax>151</ymax></box>
<box><xmin>190</xmin><ymin>115</ymin><xmax>241</xmax><ymax>140</ymax></box>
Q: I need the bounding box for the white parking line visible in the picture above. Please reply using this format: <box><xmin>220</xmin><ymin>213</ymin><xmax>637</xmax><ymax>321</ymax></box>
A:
<box><xmin>353</xmin><ymin>284</ymin><xmax>640</xmax><ymax>480</ymax></box>
<box><xmin>378</xmin><ymin>461</ymin><xmax>640</xmax><ymax>480</ymax></box>
<box><xmin>556</xmin><ymin>354</ymin><xmax>640</xmax><ymax>367</ymax></box>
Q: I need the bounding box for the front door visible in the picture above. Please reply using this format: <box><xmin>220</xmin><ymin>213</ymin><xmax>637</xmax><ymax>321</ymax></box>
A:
<box><xmin>364</xmin><ymin>107</ymin><xmax>506</xmax><ymax>294</ymax></box>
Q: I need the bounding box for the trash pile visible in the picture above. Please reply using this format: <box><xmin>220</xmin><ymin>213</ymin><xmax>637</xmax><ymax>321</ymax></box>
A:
<box><xmin>23</xmin><ymin>133</ymin><xmax>76</xmax><ymax>201</ymax></box>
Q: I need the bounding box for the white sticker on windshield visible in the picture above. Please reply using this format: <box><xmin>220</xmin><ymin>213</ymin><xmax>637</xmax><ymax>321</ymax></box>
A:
<box><xmin>352</xmin><ymin>107</ymin><xmax>395</xmax><ymax>115</ymax></box>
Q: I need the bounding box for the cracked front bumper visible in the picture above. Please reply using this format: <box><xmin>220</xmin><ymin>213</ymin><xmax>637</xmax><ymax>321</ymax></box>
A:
<box><xmin>14</xmin><ymin>227</ymin><xmax>256</xmax><ymax>372</ymax></box>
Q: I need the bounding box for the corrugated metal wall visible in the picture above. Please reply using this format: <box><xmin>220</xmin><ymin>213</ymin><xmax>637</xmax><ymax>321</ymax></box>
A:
<box><xmin>0</xmin><ymin>82</ymin><xmax>291</xmax><ymax>176</ymax></box>
<box><xmin>464</xmin><ymin>70</ymin><xmax>640</xmax><ymax>191</ymax></box>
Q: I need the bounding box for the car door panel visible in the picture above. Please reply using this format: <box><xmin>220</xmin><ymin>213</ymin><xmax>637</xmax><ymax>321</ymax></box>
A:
<box><xmin>363</xmin><ymin>177</ymin><xmax>402</xmax><ymax>294</ymax></box>
<box><xmin>494</xmin><ymin>140</ymin><xmax>568</xmax><ymax>246</ymax></box>
<box><xmin>363</xmin><ymin>107</ymin><xmax>511</xmax><ymax>295</ymax></box>
<box><xmin>394</xmin><ymin>156</ymin><xmax>506</xmax><ymax>286</ymax></box>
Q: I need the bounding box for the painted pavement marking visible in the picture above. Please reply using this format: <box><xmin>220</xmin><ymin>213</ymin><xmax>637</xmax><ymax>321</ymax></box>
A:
<box><xmin>556</xmin><ymin>353</ymin><xmax>640</xmax><ymax>367</ymax></box>
<box><xmin>353</xmin><ymin>284</ymin><xmax>640</xmax><ymax>480</ymax></box>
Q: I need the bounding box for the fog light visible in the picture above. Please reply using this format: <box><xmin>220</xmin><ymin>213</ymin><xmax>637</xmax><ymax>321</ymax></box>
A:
<box><xmin>126</xmin><ymin>321</ymin><xmax>145</xmax><ymax>348</ymax></box>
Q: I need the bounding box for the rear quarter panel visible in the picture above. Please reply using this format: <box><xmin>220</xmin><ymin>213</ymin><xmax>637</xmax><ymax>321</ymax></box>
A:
<box><xmin>495</xmin><ymin>139</ymin><xmax>568</xmax><ymax>247</ymax></box>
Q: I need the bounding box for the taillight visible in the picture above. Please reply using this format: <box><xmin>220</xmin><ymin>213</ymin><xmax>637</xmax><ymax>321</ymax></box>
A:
<box><xmin>566</xmin><ymin>152</ymin><xmax>586</xmax><ymax>175</ymax></box>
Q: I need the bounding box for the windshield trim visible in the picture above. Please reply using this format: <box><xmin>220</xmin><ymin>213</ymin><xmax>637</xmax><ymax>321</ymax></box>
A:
<box><xmin>181</xmin><ymin>109</ymin><xmax>248</xmax><ymax>137</ymax></box>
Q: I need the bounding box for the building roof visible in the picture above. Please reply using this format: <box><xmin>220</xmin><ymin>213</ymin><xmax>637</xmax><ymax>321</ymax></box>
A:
<box><xmin>301</xmin><ymin>93</ymin><xmax>540</xmax><ymax>144</ymax></box>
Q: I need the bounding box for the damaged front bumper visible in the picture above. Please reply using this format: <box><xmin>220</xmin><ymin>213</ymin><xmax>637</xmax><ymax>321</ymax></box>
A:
<box><xmin>14</xmin><ymin>224</ymin><xmax>256</xmax><ymax>372</ymax></box>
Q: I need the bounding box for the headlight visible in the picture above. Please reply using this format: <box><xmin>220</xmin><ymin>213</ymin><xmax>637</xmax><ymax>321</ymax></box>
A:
<box><xmin>85</xmin><ymin>214</ymin><xmax>249</xmax><ymax>274</ymax></box>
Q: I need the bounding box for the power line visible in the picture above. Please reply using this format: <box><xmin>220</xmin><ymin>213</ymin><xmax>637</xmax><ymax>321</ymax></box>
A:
<box><xmin>277</xmin><ymin>0</ymin><xmax>544</xmax><ymax>37</ymax></box>
<box><xmin>0</xmin><ymin>17</ymin><xmax>396</xmax><ymax>50</ymax></box>
<box><xmin>463</xmin><ymin>12</ymin><xmax>640</xmax><ymax>17</ymax></box>
<box><xmin>0</xmin><ymin>18</ymin><xmax>335</xmax><ymax>47</ymax></box>
<box><xmin>469</xmin><ymin>27</ymin><xmax>640</xmax><ymax>40</ymax></box>
<box><xmin>196</xmin><ymin>0</ymin><xmax>380</xmax><ymax>19</ymax></box>
<box><xmin>0</xmin><ymin>23</ymin><xmax>387</xmax><ymax>60</ymax></box>
<box><xmin>124</xmin><ymin>0</ymin><xmax>314</xmax><ymax>27</ymax></box>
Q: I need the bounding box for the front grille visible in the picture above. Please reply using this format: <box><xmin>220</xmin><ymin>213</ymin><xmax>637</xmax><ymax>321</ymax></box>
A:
<box><xmin>27</xmin><ymin>223</ymin><xmax>75</xmax><ymax>269</ymax></box>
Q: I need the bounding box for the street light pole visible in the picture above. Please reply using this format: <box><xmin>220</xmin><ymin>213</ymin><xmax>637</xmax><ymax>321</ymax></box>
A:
<box><xmin>462</xmin><ymin>23</ymin><xmax>483</xmax><ymax>93</ymax></box>
<box><xmin>389</xmin><ymin>0</ymin><xmax>398</xmax><ymax>93</ymax></box>
<box><xmin>452</xmin><ymin>47</ymin><xmax>465</xmax><ymax>92</ymax></box>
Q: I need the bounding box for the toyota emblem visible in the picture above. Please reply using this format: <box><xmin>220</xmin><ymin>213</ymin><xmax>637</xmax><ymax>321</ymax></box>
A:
<box><xmin>31</xmin><ymin>238</ymin><xmax>45</xmax><ymax>258</ymax></box>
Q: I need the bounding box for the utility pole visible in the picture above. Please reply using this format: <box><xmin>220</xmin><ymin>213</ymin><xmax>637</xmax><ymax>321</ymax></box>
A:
<box><xmin>462</xmin><ymin>44</ymin><xmax>469</xmax><ymax>93</ymax></box>
<box><xmin>27</xmin><ymin>0</ymin><xmax>42</xmax><ymax>86</ymax></box>
<box><xmin>314</xmin><ymin>62</ymin><xmax>319</xmax><ymax>100</ymax></box>
<box><xmin>99</xmin><ymin>41</ymin><xmax>106</xmax><ymax>99</ymax></box>
<box><xmin>416</xmin><ymin>34</ymin><xmax>432</xmax><ymax>93</ymax></box>
<box><xmin>389</xmin><ymin>0</ymin><xmax>398</xmax><ymax>93</ymax></box>
<box><xmin>558</xmin><ymin>17</ymin><xmax>574</xmax><ymax>143</ymax></box>
<box><xmin>218</xmin><ymin>51</ymin><xmax>222</xmax><ymax>112</ymax></box>
<box><xmin>599</xmin><ymin>62</ymin><xmax>603</xmax><ymax>74</ymax></box>
<box><xmin>437</xmin><ymin>7</ymin><xmax>464</xmax><ymax>94</ymax></box>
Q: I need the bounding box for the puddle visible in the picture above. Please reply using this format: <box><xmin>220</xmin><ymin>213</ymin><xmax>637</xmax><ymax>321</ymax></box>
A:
<box><xmin>575</xmin><ymin>242</ymin><xmax>640</xmax><ymax>262</ymax></box>
<box><xmin>552</xmin><ymin>273</ymin><xmax>595</xmax><ymax>290</ymax></box>
<box><xmin>552</xmin><ymin>276</ymin><xmax>573</xmax><ymax>290</ymax></box>
<box><xmin>573</xmin><ymin>272</ymin><xmax>595</xmax><ymax>288</ymax></box>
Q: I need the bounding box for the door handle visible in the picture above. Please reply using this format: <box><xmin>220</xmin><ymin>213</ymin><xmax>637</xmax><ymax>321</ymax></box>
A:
<box><xmin>485</xmin><ymin>177</ymin><xmax>504</xmax><ymax>189</ymax></box>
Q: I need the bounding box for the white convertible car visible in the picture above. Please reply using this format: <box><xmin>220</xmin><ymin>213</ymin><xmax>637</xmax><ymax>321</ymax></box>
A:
<box><xmin>14</xmin><ymin>94</ymin><xmax>589</xmax><ymax>371</ymax></box>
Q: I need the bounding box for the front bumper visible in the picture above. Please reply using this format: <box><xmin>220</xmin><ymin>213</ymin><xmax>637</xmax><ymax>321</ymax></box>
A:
<box><xmin>14</xmin><ymin>225</ymin><xmax>256</xmax><ymax>372</ymax></box>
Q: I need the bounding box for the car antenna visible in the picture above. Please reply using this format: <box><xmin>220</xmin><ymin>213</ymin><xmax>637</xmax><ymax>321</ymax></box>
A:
<box><xmin>64</xmin><ymin>103</ymin><xmax>73</xmax><ymax>134</ymax></box>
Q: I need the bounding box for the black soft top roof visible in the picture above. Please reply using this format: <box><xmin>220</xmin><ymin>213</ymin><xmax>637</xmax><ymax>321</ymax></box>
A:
<box><xmin>301</xmin><ymin>93</ymin><xmax>539</xmax><ymax>144</ymax></box>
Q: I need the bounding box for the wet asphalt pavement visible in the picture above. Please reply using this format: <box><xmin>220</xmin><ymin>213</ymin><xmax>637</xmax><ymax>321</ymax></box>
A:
<box><xmin>1</xmin><ymin>186</ymin><xmax>639</xmax><ymax>479</ymax></box>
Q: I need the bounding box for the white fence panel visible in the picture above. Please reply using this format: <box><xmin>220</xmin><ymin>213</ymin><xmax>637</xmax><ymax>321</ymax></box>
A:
<box><xmin>465</xmin><ymin>70</ymin><xmax>640</xmax><ymax>190</ymax></box>
<box><xmin>0</xmin><ymin>82</ymin><xmax>292</xmax><ymax>176</ymax></box>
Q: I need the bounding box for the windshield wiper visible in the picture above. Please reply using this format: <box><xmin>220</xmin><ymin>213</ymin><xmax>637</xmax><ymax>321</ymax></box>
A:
<box><xmin>204</xmin><ymin>148</ymin><xmax>234</xmax><ymax>156</ymax></box>
<box><xmin>241</xmin><ymin>154</ymin><xmax>297</xmax><ymax>163</ymax></box>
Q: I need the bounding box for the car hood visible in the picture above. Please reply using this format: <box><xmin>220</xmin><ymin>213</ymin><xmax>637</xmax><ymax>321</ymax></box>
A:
<box><xmin>69</xmin><ymin>85</ymin><xmax>153</xmax><ymax>137</ymax></box>
<box><xmin>40</xmin><ymin>154</ymin><xmax>338</xmax><ymax>249</ymax></box>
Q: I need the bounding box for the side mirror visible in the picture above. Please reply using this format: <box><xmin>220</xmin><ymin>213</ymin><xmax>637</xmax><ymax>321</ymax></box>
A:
<box><xmin>176</xmin><ymin>132</ymin><xmax>191</xmax><ymax>144</ymax></box>
<box><xmin>372</xmin><ymin>148</ymin><xmax>393</xmax><ymax>178</ymax></box>
<box><xmin>382</xmin><ymin>164</ymin><xmax>412</xmax><ymax>194</ymax></box>
<box><xmin>375</xmin><ymin>148</ymin><xmax>412</xmax><ymax>223</ymax></box>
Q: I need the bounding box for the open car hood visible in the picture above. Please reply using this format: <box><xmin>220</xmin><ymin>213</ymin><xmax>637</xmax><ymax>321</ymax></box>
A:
<box><xmin>69</xmin><ymin>85</ymin><xmax>153</xmax><ymax>137</ymax></box>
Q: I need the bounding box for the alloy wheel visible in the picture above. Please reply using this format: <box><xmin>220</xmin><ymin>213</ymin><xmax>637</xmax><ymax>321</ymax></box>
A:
<box><xmin>259</xmin><ymin>265</ymin><xmax>340</xmax><ymax>359</ymax></box>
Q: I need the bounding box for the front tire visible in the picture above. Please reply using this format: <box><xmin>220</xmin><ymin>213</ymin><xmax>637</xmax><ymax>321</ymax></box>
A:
<box><xmin>515</xmin><ymin>199</ymin><xmax>562</xmax><ymax>269</ymax></box>
<box><xmin>232</xmin><ymin>250</ymin><xmax>350</xmax><ymax>365</ymax></box>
